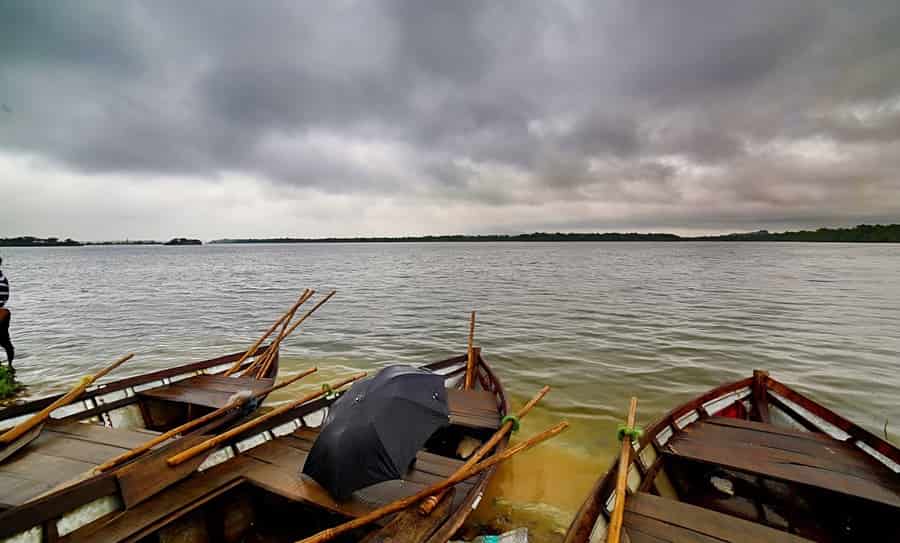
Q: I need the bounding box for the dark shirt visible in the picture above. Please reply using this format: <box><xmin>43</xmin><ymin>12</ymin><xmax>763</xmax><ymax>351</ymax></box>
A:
<box><xmin>0</xmin><ymin>270</ymin><xmax>8</xmax><ymax>307</ymax></box>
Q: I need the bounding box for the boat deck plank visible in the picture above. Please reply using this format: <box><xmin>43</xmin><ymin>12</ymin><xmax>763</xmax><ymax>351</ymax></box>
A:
<box><xmin>624</xmin><ymin>492</ymin><xmax>813</xmax><ymax>543</ymax></box>
<box><xmin>137</xmin><ymin>374</ymin><xmax>274</xmax><ymax>409</ymax></box>
<box><xmin>664</xmin><ymin>417</ymin><xmax>900</xmax><ymax>508</ymax></box>
<box><xmin>446</xmin><ymin>388</ymin><xmax>500</xmax><ymax>430</ymax></box>
<box><xmin>240</xmin><ymin>427</ymin><xmax>475</xmax><ymax>517</ymax></box>
<box><xmin>0</xmin><ymin>424</ymin><xmax>160</xmax><ymax>507</ymax></box>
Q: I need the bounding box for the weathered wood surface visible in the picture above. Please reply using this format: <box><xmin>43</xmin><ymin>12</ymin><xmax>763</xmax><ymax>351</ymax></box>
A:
<box><xmin>137</xmin><ymin>374</ymin><xmax>275</xmax><ymax>409</ymax></box>
<box><xmin>447</xmin><ymin>388</ymin><xmax>501</xmax><ymax>430</ymax></box>
<box><xmin>240</xmin><ymin>427</ymin><xmax>473</xmax><ymax>518</ymax></box>
<box><xmin>623</xmin><ymin>492</ymin><xmax>813</xmax><ymax>543</ymax></box>
<box><xmin>0</xmin><ymin>423</ymin><xmax>156</xmax><ymax>507</ymax></box>
<box><xmin>116</xmin><ymin>433</ymin><xmax>211</xmax><ymax>508</ymax></box>
<box><xmin>66</xmin><ymin>457</ymin><xmax>253</xmax><ymax>543</ymax></box>
<box><xmin>361</xmin><ymin>488</ymin><xmax>455</xmax><ymax>543</ymax></box>
<box><xmin>665</xmin><ymin>417</ymin><xmax>900</xmax><ymax>508</ymax></box>
<box><xmin>0</xmin><ymin>348</ymin><xmax>271</xmax><ymax>423</ymax></box>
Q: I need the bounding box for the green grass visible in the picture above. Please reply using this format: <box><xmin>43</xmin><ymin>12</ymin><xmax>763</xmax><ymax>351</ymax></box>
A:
<box><xmin>0</xmin><ymin>365</ymin><xmax>20</xmax><ymax>400</ymax></box>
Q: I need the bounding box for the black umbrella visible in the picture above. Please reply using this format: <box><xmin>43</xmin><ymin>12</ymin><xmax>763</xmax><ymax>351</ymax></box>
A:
<box><xmin>301</xmin><ymin>365</ymin><xmax>450</xmax><ymax>501</ymax></box>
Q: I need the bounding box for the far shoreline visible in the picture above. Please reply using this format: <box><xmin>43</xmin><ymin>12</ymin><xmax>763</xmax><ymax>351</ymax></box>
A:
<box><xmin>2</xmin><ymin>223</ymin><xmax>898</xmax><ymax>246</ymax></box>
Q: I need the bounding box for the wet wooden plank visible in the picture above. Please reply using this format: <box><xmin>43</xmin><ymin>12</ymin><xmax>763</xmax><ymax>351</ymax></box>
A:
<box><xmin>243</xmin><ymin>461</ymin><xmax>371</xmax><ymax>518</ymax></box>
<box><xmin>45</xmin><ymin>422</ymin><xmax>154</xmax><ymax>451</ymax></box>
<box><xmin>116</xmin><ymin>433</ymin><xmax>210</xmax><ymax>508</ymax></box>
<box><xmin>0</xmin><ymin>472</ymin><xmax>53</xmax><ymax>508</ymax></box>
<box><xmin>68</xmin><ymin>457</ymin><xmax>251</xmax><ymax>543</ymax></box>
<box><xmin>624</xmin><ymin>492</ymin><xmax>814</xmax><ymax>543</ymax></box>
<box><xmin>360</xmin><ymin>487</ymin><xmax>454</xmax><ymax>543</ymax></box>
<box><xmin>703</xmin><ymin>416</ymin><xmax>837</xmax><ymax>443</ymax></box>
<box><xmin>20</xmin><ymin>432</ymin><xmax>128</xmax><ymax>465</ymax></box>
<box><xmin>447</xmin><ymin>388</ymin><xmax>500</xmax><ymax>430</ymax></box>
<box><xmin>665</xmin><ymin>419</ymin><xmax>900</xmax><ymax>508</ymax></box>
<box><xmin>137</xmin><ymin>374</ymin><xmax>274</xmax><ymax>409</ymax></box>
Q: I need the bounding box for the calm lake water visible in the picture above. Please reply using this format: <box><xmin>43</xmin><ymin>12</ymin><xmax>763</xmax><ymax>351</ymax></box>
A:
<box><xmin>2</xmin><ymin>242</ymin><xmax>899</xmax><ymax>539</ymax></box>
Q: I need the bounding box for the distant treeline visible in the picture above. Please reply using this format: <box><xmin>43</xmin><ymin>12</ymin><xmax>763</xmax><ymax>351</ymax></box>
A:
<box><xmin>0</xmin><ymin>236</ymin><xmax>82</xmax><ymax>247</ymax></box>
<box><xmin>5</xmin><ymin>224</ymin><xmax>899</xmax><ymax>247</ymax></box>
<box><xmin>85</xmin><ymin>240</ymin><xmax>162</xmax><ymax>246</ymax></box>
<box><xmin>211</xmin><ymin>232</ymin><xmax>682</xmax><ymax>243</ymax></box>
<box><xmin>211</xmin><ymin>224</ymin><xmax>900</xmax><ymax>244</ymax></box>
<box><xmin>690</xmin><ymin>224</ymin><xmax>900</xmax><ymax>242</ymax></box>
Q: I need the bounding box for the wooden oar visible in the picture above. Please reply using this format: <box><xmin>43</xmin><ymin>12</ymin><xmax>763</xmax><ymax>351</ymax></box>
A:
<box><xmin>607</xmin><ymin>397</ymin><xmax>638</xmax><ymax>543</ymax></box>
<box><xmin>0</xmin><ymin>353</ymin><xmax>134</xmax><ymax>445</ymax></box>
<box><xmin>419</xmin><ymin>384</ymin><xmax>551</xmax><ymax>515</ymax></box>
<box><xmin>296</xmin><ymin>421</ymin><xmax>570</xmax><ymax>543</ymax></box>
<box><xmin>463</xmin><ymin>311</ymin><xmax>477</xmax><ymax>389</ymax></box>
<box><xmin>252</xmin><ymin>290</ymin><xmax>337</xmax><ymax>379</ymax></box>
<box><xmin>92</xmin><ymin>367</ymin><xmax>317</xmax><ymax>473</ymax></box>
<box><xmin>224</xmin><ymin>289</ymin><xmax>311</xmax><ymax>376</ymax></box>
<box><xmin>242</xmin><ymin>290</ymin><xmax>315</xmax><ymax>378</ymax></box>
<box><xmin>166</xmin><ymin>370</ymin><xmax>366</xmax><ymax>467</ymax></box>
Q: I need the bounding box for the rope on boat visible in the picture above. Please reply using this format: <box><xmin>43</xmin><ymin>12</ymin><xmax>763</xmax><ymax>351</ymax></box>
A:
<box><xmin>500</xmin><ymin>414</ymin><xmax>521</xmax><ymax>432</ymax></box>
<box><xmin>321</xmin><ymin>383</ymin><xmax>336</xmax><ymax>399</ymax></box>
<box><xmin>616</xmin><ymin>423</ymin><xmax>643</xmax><ymax>442</ymax></box>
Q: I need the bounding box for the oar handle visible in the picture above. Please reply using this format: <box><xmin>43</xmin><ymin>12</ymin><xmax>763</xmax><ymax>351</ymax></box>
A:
<box><xmin>607</xmin><ymin>397</ymin><xmax>638</xmax><ymax>543</ymax></box>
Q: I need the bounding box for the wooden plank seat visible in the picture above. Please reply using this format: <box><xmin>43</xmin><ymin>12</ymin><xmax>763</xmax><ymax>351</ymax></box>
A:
<box><xmin>664</xmin><ymin>417</ymin><xmax>900</xmax><ymax>508</ymax></box>
<box><xmin>446</xmin><ymin>388</ymin><xmax>501</xmax><ymax>430</ymax></box>
<box><xmin>241</xmin><ymin>427</ymin><xmax>475</xmax><ymax>516</ymax></box>
<box><xmin>68</xmin><ymin>424</ymin><xmax>480</xmax><ymax>541</ymax></box>
<box><xmin>137</xmin><ymin>374</ymin><xmax>275</xmax><ymax>409</ymax></box>
<box><xmin>0</xmin><ymin>422</ymin><xmax>160</xmax><ymax>508</ymax></box>
<box><xmin>624</xmin><ymin>492</ymin><xmax>813</xmax><ymax>543</ymax></box>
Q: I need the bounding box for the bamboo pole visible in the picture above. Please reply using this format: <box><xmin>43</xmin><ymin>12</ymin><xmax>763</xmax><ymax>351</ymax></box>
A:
<box><xmin>93</xmin><ymin>367</ymin><xmax>317</xmax><ymax>473</ymax></box>
<box><xmin>237</xmin><ymin>289</ymin><xmax>313</xmax><ymax>377</ymax></box>
<box><xmin>0</xmin><ymin>353</ymin><xmax>134</xmax><ymax>445</ymax></box>
<box><xmin>296</xmin><ymin>421</ymin><xmax>570</xmax><ymax>543</ymax></box>
<box><xmin>607</xmin><ymin>397</ymin><xmax>638</xmax><ymax>543</ymax></box>
<box><xmin>224</xmin><ymin>289</ymin><xmax>311</xmax><ymax>376</ymax></box>
<box><xmin>463</xmin><ymin>310</ymin><xmax>477</xmax><ymax>389</ymax></box>
<box><xmin>252</xmin><ymin>290</ymin><xmax>337</xmax><ymax>379</ymax></box>
<box><xmin>243</xmin><ymin>290</ymin><xmax>315</xmax><ymax>378</ymax></box>
<box><xmin>420</xmin><ymin>385</ymin><xmax>551</xmax><ymax>514</ymax></box>
<box><xmin>166</xmin><ymin>370</ymin><xmax>366</xmax><ymax>467</ymax></box>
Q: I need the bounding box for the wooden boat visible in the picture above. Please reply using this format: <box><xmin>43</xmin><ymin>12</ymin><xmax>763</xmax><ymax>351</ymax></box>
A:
<box><xmin>0</xmin><ymin>351</ymin><xmax>507</xmax><ymax>543</ymax></box>
<box><xmin>564</xmin><ymin>370</ymin><xmax>900</xmax><ymax>543</ymax></box>
<box><xmin>0</xmin><ymin>345</ymin><xmax>278</xmax><ymax>520</ymax></box>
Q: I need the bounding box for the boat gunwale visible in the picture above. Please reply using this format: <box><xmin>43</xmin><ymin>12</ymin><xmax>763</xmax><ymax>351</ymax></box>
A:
<box><xmin>0</xmin><ymin>345</ymin><xmax>278</xmax><ymax>424</ymax></box>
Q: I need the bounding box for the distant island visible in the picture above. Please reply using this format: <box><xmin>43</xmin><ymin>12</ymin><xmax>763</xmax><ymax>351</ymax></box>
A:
<box><xmin>211</xmin><ymin>224</ymin><xmax>900</xmax><ymax>244</ymax></box>
<box><xmin>0</xmin><ymin>236</ymin><xmax>82</xmax><ymax>247</ymax></box>
<box><xmin>164</xmin><ymin>238</ymin><xmax>203</xmax><ymax>246</ymax></box>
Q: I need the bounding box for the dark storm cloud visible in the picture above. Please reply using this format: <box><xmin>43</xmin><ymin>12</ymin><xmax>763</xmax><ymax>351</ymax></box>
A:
<box><xmin>1</xmin><ymin>0</ymin><xmax>900</xmax><ymax>236</ymax></box>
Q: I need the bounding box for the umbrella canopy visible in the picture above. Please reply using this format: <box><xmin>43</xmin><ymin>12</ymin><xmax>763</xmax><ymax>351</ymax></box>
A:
<box><xmin>302</xmin><ymin>365</ymin><xmax>450</xmax><ymax>500</ymax></box>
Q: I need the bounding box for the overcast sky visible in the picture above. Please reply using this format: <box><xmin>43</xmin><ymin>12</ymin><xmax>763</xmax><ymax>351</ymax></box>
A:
<box><xmin>2</xmin><ymin>1</ymin><xmax>899</xmax><ymax>240</ymax></box>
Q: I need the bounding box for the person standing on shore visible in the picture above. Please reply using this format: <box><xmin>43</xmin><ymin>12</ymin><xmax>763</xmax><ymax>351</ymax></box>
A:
<box><xmin>0</xmin><ymin>257</ymin><xmax>13</xmax><ymax>368</ymax></box>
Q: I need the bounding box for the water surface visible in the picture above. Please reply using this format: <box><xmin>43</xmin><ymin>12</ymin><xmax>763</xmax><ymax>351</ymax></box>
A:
<box><xmin>2</xmin><ymin>242</ymin><xmax>898</xmax><ymax>539</ymax></box>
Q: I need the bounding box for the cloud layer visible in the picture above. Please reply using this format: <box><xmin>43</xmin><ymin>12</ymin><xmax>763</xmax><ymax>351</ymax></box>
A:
<box><xmin>2</xmin><ymin>1</ymin><xmax>899</xmax><ymax>238</ymax></box>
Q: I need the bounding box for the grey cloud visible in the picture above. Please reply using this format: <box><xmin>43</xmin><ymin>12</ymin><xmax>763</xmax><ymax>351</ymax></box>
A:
<box><xmin>1</xmin><ymin>0</ymin><xmax>899</xmax><ymax>236</ymax></box>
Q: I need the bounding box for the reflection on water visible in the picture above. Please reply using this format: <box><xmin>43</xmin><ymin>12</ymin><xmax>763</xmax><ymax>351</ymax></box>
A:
<box><xmin>2</xmin><ymin>242</ymin><xmax>899</xmax><ymax>540</ymax></box>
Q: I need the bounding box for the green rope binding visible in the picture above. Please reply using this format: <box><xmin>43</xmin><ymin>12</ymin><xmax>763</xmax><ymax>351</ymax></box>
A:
<box><xmin>501</xmin><ymin>414</ymin><xmax>521</xmax><ymax>433</ymax></box>
<box><xmin>322</xmin><ymin>383</ymin><xmax>336</xmax><ymax>399</ymax></box>
<box><xmin>617</xmin><ymin>424</ymin><xmax>644</xmax><ymax>442</ymax></box>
